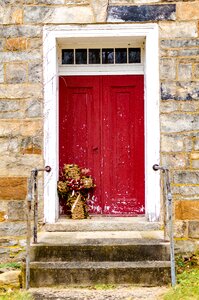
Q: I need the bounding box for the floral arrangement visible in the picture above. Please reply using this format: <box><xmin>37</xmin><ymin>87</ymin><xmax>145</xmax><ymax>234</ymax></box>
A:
<box><xmin>57</xmin><ymin>164</ymin><xmax>95</xmax><ymax>219</ymax></box>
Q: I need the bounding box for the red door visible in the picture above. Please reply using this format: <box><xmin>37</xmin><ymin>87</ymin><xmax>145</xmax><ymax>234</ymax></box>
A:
<box><xmin>59</xmin><ymin>75</ymin><xmax>144</xmax><ymax>215</ymax></box>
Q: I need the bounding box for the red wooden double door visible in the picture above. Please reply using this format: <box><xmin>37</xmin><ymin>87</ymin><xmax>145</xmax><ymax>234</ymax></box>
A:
<box><xmin>59</xmin><ymin>75</ymin><xmax>145</xmax><ymax>216</ymax></box>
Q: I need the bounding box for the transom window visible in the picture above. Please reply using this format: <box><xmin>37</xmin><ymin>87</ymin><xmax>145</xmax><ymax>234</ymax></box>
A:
<box><xmin>62</xmin><ymin>48</ymin><xmax>141</xmax><ymax>65</ymax></box>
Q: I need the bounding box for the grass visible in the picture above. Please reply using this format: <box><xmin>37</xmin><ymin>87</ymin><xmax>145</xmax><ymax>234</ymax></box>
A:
<box><xmin>0</xmin><ymin>262</ymin><xmax>21</xmax><ymax>270</ymax></box>
<box><xmin>163</xmin><ymin>252</ymin><xmax>199</xmax><ymax>300</ymax></box>
<box><xmin>0</xmin><ymin>291</ymin><xmax>33</xmax><ymax>300</ymax></box>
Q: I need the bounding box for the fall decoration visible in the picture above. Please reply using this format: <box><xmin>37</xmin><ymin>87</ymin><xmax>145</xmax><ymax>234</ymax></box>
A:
<box><xmin>57</xmin><ymin>164</ymin><xmax>95</xmax><ymax>219</ymax></box>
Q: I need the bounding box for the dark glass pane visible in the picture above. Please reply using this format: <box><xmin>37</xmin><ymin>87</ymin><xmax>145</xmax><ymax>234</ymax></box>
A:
<box><xmin>89</xmin><ymin>49</ymin><xmax>100</xmax><ymax>64</ymax></box>
<box><xmin>129</xmin><ymin>48</ymin><xmax>141</xmax><ymax>63</ymax></box>
<box><xmin>102</xmin><ymin>48</ymin><xmax>114</xmax><ymax>64</ymax></box>
<box><xmin>115</xmin><ymin>48</ymin><xmax>127</xmax><ymax>64</ymax></box>
<box><xmin>62</xmin><ymin>49</ymin><xmax>74</xmax><ymax>64</ymax></box>
<box><xmin>75</xmin><ymin>49</ymin><xmax>87</xmax><ymax>64</ymax></box>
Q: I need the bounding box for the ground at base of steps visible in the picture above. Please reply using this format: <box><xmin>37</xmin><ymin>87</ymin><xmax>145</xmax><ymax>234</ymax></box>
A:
<box><xmin>30</xmin><ymin>286</ymin><xmax>169</xmax><ymax>300</ymax></box>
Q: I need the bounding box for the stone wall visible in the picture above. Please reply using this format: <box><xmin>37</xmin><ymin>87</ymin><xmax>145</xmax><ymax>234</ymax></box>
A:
<box><xmin>0</xmin><ymin>0</ymin><xmax>199</xmax><ymax>261</ymax></box>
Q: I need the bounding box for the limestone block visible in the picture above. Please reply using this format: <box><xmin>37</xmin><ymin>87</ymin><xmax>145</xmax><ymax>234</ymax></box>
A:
<box><xmin>194</xmin><ymin>139</ymin><xmax>199</xmax><ymax>151</ymax></box>
<box><xmin>167</xmin><ymin>48</ymin><xmax>199</xmax><ymax>57</ymax></box>
<box><xmin>6</xmin><ymin>63</ymin><xmax>27</xmax><ymax>84</ymax></box>
<box><xmin>11</xmin><ymin>9</ymin><xmax>23</xmax><ymax>24</ymax></box>
<box><xmin>90</xmin><ymin>0</ymin><xmax>109</xmax><ymax>22</ymax></box>
<box><xmin>161</xmin><ymin>153</ymin><xmax>188</xmax><ymax>169</ymax></box>
<box><xmin>172</xmin><ymin>185</ymin><xmax>199</xmax><ymax>196</ymax></box>
<box><xmin>161</xmin><ymin>113</ymin><xmax>199</xmax><ymax>133</ymax></box>
<box><xmin>175</xmin><ymin>200</ymin><xmax>199</xmax><ymax>220</ymax></box>
<box><xmin>0</xmin><ymin>154</ymin><xmax>43</xmax><ymax>176</ymax></box>
<box><xmin>191</xmin><ymin>160</ymin><xmax>199</xmax><ymax>169</ymax></box>
<box><xmin>109</xmin><ymin>0</ymin><xmax>161</xmax><ymax>4</ymax></box>
<box><xmin>0</xmin><ymin>64</ymin><xmax>4</xmax><ymax>84</ymax></box>
<box><xmin>0</xmin><ymin>238</ymin><xmax>18</xmax><ymax>246</ymax></box>
<box><xmin>35</xmin><ymin>0</ymin><xmax>65</xmax><ymax>3</ymax></box>
<box><xmin>160</xmin><ymin>58</ymin><xmax>176</xmax><ymax>80</ymax></box>
<box><xmin>28</xmin><ymin>62</ymin><xmax>42</xmax><ymax>83</ymax></box>
<box><xmin>180</xmin><ymin>101</ymin><xmax>199</xmax><ymax>113</ymax></box>
<box><xmin>0</xmin><ymin>39</ymin><xmax>5</xmax><ymax>51</ymax></box>
<box><xmin>0</xmin><ymin>222</ymin><xmax>26</xmax><ymax>236</ymax></box>
<box><xmin>25</xmin><ymin>99</ymin><xmax>42</xmax><ymax>118</ymax></box>
<box><xmin>24</xmin><ymin>6</ymin><xmax>94</xmax><ymax>24</ymax></box>
<box><xmin>0</xmin><ymin>100</ymin><xmax>24</xmax><ymax>119</ymax></box>
<box><xmin>107</xmin><ymin>4</ymin><xmax>176</xmax><ymax>22</ymax></box>
<box><xmin>160</xmin><ymin>101</ymin><xmax>179</xmax><ymax>113</ymax></box>
<box><xmin>2</xmin><ymin>25</ymin><xmax>42</xmax><ymax>38</ymax></box>
<box><xmin>0</xmin><ymin>270</ymin><xmax>21</xmax><ymax>289</ymax></box>
<box><xmin>0</xmin><ymin>211</ymin><xmax>6</xmax><ymax>222</ymax></box>
<box><xmin>194</xmin><ymin>64</ymin><xmax>199</xmax><ymax>79</ymax></box>
<box><xmin>183</xmin><ymin>137</ymin><xmax>192</xmax><ymax>152</ymax></box>
<box><xmin>29</xmin><ymin>38</ymin><xmax>42</xmax><ymax>51</ymax></box>
<box><xmin>0</xmin><ymin>5</ymin><xmax>11</xmax><ymax>25</ymax></box>
<box><xmin>65</xmin><ymin>0</ymin><xmax>89</xmax><ymax>3</ymax></box>
<box><xmin>6</xmin><ymin>37</ymin><xmax>28</xmax><ymax>51</ymax></box>
<box><xmin>190</xmin><ymin>152</ymin><xmax>199</xmax><ymax>160</ymax></box>
<box><xmin>20</xmin><ymin>136</ymin><xmax>42</xmax><ymax>154</ymax></box>
<box><xmin>188</xmin><ymin>221</ymin><xmax>199</xmax><ymax>238</ymax></box>
<box><xmin>7</xmin><ymin>201</ymin><xmax>26</xmax><ymax>221</ymax></box>
<box><xmin>0</xmin><ymin>120</ymin><xmax>42</xmax><ymax>137</ymax></box>
<box><xmin>159</xmin><ymin>22</ymin><xmax>197</xmax><ymax>39</ymax></box>
<box><xmin>161</xmin><ymin>39</ymin><xmax>199</xmax><ymax>49</ymax></box>
<box><xmin>0</xmin><ymin>177</ymin><xmax>27</xmax><ymax>200</ymax></box>
<box><xmin>175</xmin><ymin>239</ymin><xmax>198</xmax><ymax>254</ymax></box>
<box><xmin>174</xmin><ymin>221</ymin><xmax>188</xmax><ymax>238</ymax></box>
<box><xmin>0</xmin><ymin>50</ymin><xmax>42</xmax><ymax>63</ymax></box>
<box><xmin>0</xmin><ymin>84</ymin><xmax>42</xmax><ymax>99</ymax></box>
<box><xmin>161</xmin><ymin>81</ymin><xmax>199</xmax><ymax>101</ymax></box>
<box><xmin>174</xmin><ymin>171</ymin><xmax>199</xmax><ymax>185</ymax></box>
<box><xmin>178</xmin><ymin>64</ymin><xmax>192</xmax><ymax>81</ymax></box>
<box><xmin>161</xmin><ymin>135</ymin><xmax>183</xmax><ymax>152</ymax></box>
<box><xmin>177</xmin><ymin>2</ymin><xmax>199</xmax><ymax>21</ymax></box>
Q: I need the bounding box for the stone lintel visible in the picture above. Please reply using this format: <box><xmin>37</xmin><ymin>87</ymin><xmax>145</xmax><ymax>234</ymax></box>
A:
<box><xmin>107</xmin><ymin>4</ymin><xmax>176</xmax><ymax>22</ymax></box>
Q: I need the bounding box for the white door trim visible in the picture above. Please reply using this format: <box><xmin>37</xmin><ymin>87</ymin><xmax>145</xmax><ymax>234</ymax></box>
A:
<box><xmin>43</xmin><ymin>24</ymin><xmax>160</xmax><ymax>223</ymax></box>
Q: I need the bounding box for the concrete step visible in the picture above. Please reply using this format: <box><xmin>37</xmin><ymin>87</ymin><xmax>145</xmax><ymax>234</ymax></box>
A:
<box><xmin>28</xmin><ymin>261</ymin><xmax>171</xmax><ymax>287</ymax></box>
<box><xmin>30</xmin><ymin>242</ymin><xmax>170</xmax><ymax>262</ymax></box>
<box><xmin>45</xmin><ymin>217</ymin><xmax>161</xmax><ymax>232</ymax></box>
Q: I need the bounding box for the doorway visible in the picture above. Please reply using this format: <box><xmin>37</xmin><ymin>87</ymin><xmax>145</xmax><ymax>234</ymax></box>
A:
<box><xmin>59</xmin><ymin>75</ymin><xmax>144</xmax><ymax>216</ymax></box>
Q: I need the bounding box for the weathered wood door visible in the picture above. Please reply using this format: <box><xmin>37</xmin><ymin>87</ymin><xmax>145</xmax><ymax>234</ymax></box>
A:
<box><xmin>59</xmin><ymin>75</ymin><xmax>144</xmax><ymax>215</ymax></box>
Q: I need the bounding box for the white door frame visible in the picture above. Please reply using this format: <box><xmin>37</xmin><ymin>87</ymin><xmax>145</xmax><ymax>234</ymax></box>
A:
<box><xmin>43</xmin><ymin>24</ymin><xmax>160</xmax><ymax>223</ymax></box>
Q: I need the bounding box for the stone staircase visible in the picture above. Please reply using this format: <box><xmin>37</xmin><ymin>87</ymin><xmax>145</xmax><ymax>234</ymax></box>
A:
<box><xmin>24</xmin><ymin>218</ymin><xmax>171</xmax><ymax>287</ymax></box>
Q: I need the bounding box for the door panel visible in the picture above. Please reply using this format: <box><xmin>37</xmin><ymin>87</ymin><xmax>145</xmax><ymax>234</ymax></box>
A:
<box><xmin>59</xmin><ymin>75</ymin><xmax>144</xmax><ymax>216</ymax></box>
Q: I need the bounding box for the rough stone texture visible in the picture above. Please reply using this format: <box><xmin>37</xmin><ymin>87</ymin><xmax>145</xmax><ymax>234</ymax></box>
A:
<box><xmin>0</xmin><ymin>84</ymin><xmax>42</xmax><ymax>99</ymax></box>
<box><xmin>175</xmin><ymin>200</ymin><xmax>199</xmax><ymax>220</ymax></box>
<box><xmin>6</xmin><ymin>37</ymin><xmax>29</xmax><ymax>51</ymax></box>
<box><xmin>174</xmin><ymin>221</ymin><xmax>188</xmax><ymax>238</ymax></box>
<box><xmin>0</xmin><ymin>270</ymin><xmax>21</xmax><ymax>290</ymax></box>
<box><xmin>30</xmin><ymin>286</ymin><xmax>169</xmax><ymax>300</ymax></box>
<box><xmin>161</xmin><ymin>134</ymin><xmax>184</xmax><ymax>152</ymax></box>
<box><xmin>0</xmin><ymin>177</ymin><xmax>27</xmax><ymax>200</ymax></box>
<box><xmin>174</xmin><ymin>171</ymin><xmax>199</xmax><ymax>185</ymax></box>
<box><xmin>0</xmin><ymin>64</ymin><xmax>4</xmax><ymax>83</ymax></box>
<box><xmin>28</xmin><ymin>62</ymin><xmax>42</xmax><ymax>83</ymax></box>
<box><xmin>0</xmin><ymin>120</ymin><xmax>42</xmax><ymax>137</ymax></box>
<box><xmin>161</xmin><ymin>81</ymin><xmax>199</xmax><ymax>101</ymax></box>
<box><xmin>177</xmin><ymin>2</ymin><xmax>199</xmax><ymax>21</ymax></box>
<box><xmin>5</xmin><ymin>63</ymin><xmax>27</xmax><ymax>83</ymax></box>
<box><xmin>91</xmin><ymin>0</ymin><xmax>109</xmax><ymax>22</ymax></box>
<box><xmin>107</xmin><ymin>4</ymin><xmax>176</xmax><ymax>22</ymax></box>
<box><xmin>160</xmin><ymin>58</ymin><xmax>176</xmax><ymax>80</ymax></box>
<box><xmin>1</xmin><ymin>25</ymin><xmax>42</xmax><ymax>38</ymax></box>
<box><xmin>0</xmin><ymin>222</ymin><xmax>26</xmax><ymax>236</ymax></box>
<box><xmin>11</xmin><ymin>9</ymin><xmax>23</xmax><ymax>25</ymax></box>
<box><xmin>188</xmin><ymin>221</ymin><xmax>199</xmax><ymax>239</ymax></box>
<box><xmin>194</xmin><ymin>64</ymin><xmax>199</xmax><ymax>79</ymax></box>
<box><xmin>178</xmin><ymin>64</ymin><xmax>192</xmax><ymax>81</ymax></box>
<box><xmin>159</xmin><ymin>22</ymin><xmax>198</xmax><ymax>38</ymax></box>
<box><xmin>24</xmin><ymin>6</ymin><xmax>94</xmax><ymax>24</ymax></box>
<box><xmin>161</xmin><ymin>114</ymin><xmax>199</xmax><ymax>133</ymax></box>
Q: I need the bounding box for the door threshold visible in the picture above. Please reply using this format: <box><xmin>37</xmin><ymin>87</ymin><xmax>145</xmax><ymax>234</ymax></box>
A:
<box><xmin>45</xmin><ymin>216</ymin><xmax>161</xmax><ymax>232</ymax></box>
